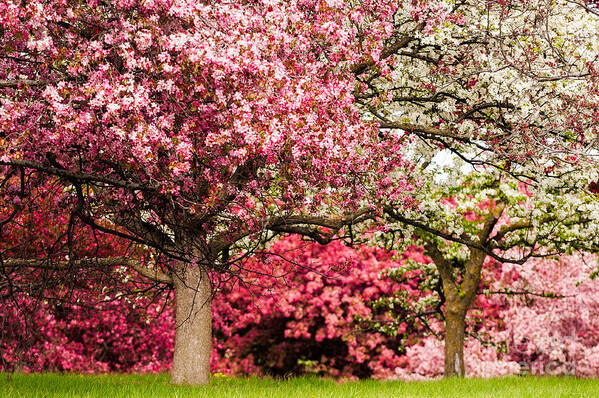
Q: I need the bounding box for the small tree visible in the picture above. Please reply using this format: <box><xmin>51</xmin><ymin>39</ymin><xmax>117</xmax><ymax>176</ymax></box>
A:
<box><xmin>380</xmin><ymin>167</ymin><xmax>599</xmax><ymax>377</ymax></box>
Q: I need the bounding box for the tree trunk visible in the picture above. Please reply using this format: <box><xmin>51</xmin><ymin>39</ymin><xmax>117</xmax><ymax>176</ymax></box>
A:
<box><xmin>424</xmin><ymin>236</ymin><xmax>492</xmax><ymax>379</ymax></box>
<box><xmin>444</xmin><ymin>306</ymin><xmax>467</xmax><ymax>377</ymax></box>
<box><xmin>171</xmin><ymin>265</ymin><xmax>212</xmax><ymax>385</ymax></box>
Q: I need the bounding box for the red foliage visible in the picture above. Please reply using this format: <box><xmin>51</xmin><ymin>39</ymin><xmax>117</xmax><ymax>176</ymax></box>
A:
<box><xmin>1</xmin><ymin>291</ymin><xmax>173</xmax><ymax>373</ymax></box>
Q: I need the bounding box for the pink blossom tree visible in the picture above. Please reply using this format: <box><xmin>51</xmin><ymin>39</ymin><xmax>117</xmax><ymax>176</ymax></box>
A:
<box><xmin>0</xmin><ymin>0</ymin><xmax>414</xmax><ymax>385</ymax></box>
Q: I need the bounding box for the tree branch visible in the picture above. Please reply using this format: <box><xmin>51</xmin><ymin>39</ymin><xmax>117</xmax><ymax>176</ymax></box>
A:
<box><xmin>211</xmin><ymin>208</ymin><xmax>373</xmax><ymax>253</ymax></box>
<box><xmin>0</xmin><ymin>80</ymin><xmax>53</xmax><ymax>88</ymax></box>
<box><xmin>351</xmin><ymin>24</ymin><xmax>424</xmax><ymax>75</ymax></box>
<box><xmin>0</xmin><ymin>159</ymin><xmax>158</xmax><ymax>192</ymax></box>
<box><xmin>383</xmin><ymin>205</ymin><xmax>530</xmax><ymax>264</ymax></box>
<box><xmin>1</xmin><ymin>256</ymin><xmax>173</xmax><ymax>285</ymax></box>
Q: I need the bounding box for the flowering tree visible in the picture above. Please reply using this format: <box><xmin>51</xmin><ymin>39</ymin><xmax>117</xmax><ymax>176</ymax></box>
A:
<box><xmin>379</xmin><ymin>166</ymin><xmax>599</xmax><ymax>377</ymax></box>
<box><xmin>357</xmin><ymin>0</ymin><xmax>599</xmax><ymax>377</ymax></box>
<box><xmin>358</xmin><ymin>0</ymin><xmax>599</xmax><ymax>168</ymax></box>
<box><xmin>0</xmin><ymin>0</ymin><xmax>417</xmax><ymax>384</ymax></box>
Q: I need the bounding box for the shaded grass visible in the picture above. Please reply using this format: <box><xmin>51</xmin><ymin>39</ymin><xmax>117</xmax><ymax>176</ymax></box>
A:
<box><xmin>1</xmin><ymin>373</ymin><xmax>599</xmax><ymax>397</ymax></box>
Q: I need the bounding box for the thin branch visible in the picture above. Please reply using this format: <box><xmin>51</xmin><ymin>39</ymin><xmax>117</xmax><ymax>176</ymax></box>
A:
<box><xmin>383</xmin><ymin>205</ymin><xmax>527</xmax><ymax>264</ymax></box>
<box><xmin>1</xmin><ymin>256</ymin><xmax>172</xmax><ymax>285</ymax></box>
<box><xmin>1</xmin><ymin>159</ymin><xmax>158</xmax><ymax>191</ymax></box>
<box><xmin>0</xmin><ymin>80</ymin><xmax>53</xmax><ymax>88</ymax></box>
<box><xmin>483</xmin><ymin>289</ymin><xmax>573</xmax><ymax>299</ymax></box>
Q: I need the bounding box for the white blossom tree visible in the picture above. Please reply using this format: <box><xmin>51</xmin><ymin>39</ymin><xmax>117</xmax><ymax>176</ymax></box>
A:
<box><xmin>378</xmin><ymin>162</ymin><xmax>599</xmax><ymax>377</ymax></box>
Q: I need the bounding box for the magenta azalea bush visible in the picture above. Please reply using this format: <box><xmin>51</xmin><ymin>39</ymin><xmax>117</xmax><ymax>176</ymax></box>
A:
<box><xmin>0</xmin><ymin>290</ymin><xmax>173</xmax><ymax>373</ymax></box>
<box><xmin>210</xmin><ymin>236</ymin><xmax>431</xmax><ymax>379</ymax></box>
<box><xmin>2</xmin><ymin>236</ymin><xmax>599</xmax><ymax>379</ymax></box>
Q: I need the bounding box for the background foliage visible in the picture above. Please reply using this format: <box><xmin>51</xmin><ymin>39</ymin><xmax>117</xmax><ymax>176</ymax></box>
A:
<box><xmin>3</xmin><ymin>236</ymin><xmax>598</xmax><ymax>379</ymax></box>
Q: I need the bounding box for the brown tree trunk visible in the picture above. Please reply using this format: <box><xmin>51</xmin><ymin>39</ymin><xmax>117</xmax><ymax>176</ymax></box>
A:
<box><xmin>444</xmin><ymin>305</ymin><xmax>467</xmax><ymax>377</ymax></box>
<box><xmin>171</xmin><ymin>265</ymin><xmax>212</xmax><ymax>385</ymax></box>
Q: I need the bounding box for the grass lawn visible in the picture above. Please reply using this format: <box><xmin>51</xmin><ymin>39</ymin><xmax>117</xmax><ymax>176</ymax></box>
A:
<box><xmin>1</xmin><ymin>373</ymin><xmax>599</xmax><ymax>398</ymax></box>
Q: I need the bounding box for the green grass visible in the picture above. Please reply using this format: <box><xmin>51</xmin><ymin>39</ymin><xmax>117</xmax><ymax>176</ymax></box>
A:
<box><xmin>1</xmin><ymin>373</ymin><xmax>599</xmax><ymax>398</ymax></box>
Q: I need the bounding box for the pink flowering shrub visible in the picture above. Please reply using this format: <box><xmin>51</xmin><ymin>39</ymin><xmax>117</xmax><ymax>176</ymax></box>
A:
<box><xmin>0</xmin><ymin>191</ymin><xmax>175</xmax><ymax>374</ymax></box>
<box><xmin>0</xmin><ymin>287</ymin><xmax>174</xmax><ymax>373</ymax></box>
<box><xmin>211</xmin><ymin>236</ymin><xmax>432</xmax><ymax>379</ymax></box>
<box><xmin>496</xmin><ymin>255</ymin><xmax>599</xmax><ymax>377</ymax></box>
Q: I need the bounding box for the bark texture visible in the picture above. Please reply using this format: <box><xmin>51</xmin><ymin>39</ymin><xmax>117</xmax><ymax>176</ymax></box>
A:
<box><xmin>420</xmin><ymin>203</ymin><xmax>504</xmax><ymax>377</ymax></box>
<box><xmin>171</xmin><ymin>265</ymin><xmax>212</xmax><ymax>385</ymax></box>
<box><xmin>444</xmin><ymin>306</ymin><xmax>467</xmax><ymax>377</ymax></box>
